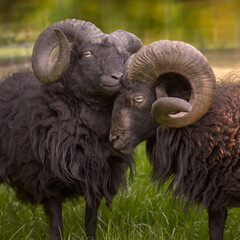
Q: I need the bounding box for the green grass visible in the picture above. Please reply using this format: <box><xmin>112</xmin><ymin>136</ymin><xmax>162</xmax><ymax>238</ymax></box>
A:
<box><xmin>0</xmin><ymin>142</ymin><xmax>239</xmax><ymax>239</ymax></box>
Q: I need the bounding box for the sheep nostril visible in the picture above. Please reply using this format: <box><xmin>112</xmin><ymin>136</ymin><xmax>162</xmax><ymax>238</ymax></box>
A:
<box><xmin>109</xmin><ymin>133</ymin><xmax>120</xmax><ymax>144</ymax></box>
<box><xmin>111</xmin><ymin>72</ymin><xmax>123</xmax><ymax>80</ymax></box>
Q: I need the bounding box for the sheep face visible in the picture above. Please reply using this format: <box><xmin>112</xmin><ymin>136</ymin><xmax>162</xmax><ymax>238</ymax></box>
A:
<box><xmin>110</xmin><ymin>39</ymin><xmax>217</xmax><ymax>152</ymax></box>
<box><xmin>110</xmin><ymin>80</ymin><xmax>158</xmax><ymax>153</ymax></box>
<box><xmin>62</xmin><ymin>39</ymin><xmax>125</xmax><ymax>99</ymax></box>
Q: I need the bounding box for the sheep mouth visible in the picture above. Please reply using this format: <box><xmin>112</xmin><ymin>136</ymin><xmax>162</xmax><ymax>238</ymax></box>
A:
<box><xmin>114</xmin><ymin>144</ymin><xmax>132</xmax><ymax>154</ymax></box>
<box><xmin>100</xmin><ymin>77</ymin><xmax>121</xmax><ymax>91</ymax></box>
<box><xmin>112</xmin><ymin>137</ymin><xmax>134</xmax><ymax>154</ymax></box>
<box><xmin>100</xmin><ymin>83</ymin><xmax>121</xmax><ymax>91</ymax></box>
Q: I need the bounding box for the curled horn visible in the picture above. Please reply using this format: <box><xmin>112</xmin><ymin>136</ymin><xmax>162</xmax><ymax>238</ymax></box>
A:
<box><xmin>32</xmin><ymin>19</ymin><xmax>104</xmax><ymax>83</ymax></box>
<box><xmin>110</xmin><ymin>30</ymin><xmax>143</xmax><ymax>58</ymax></box>
<box><xmin>128</xmin><ymin>40</ymin><xmax>216</xmax><ymax>128</ymax></box>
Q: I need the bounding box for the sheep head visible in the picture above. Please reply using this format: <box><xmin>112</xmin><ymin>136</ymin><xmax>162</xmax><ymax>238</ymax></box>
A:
<box><xmin>110</xmin><ymin>40</ymin><xmax>216</xmax><ymax>152</ymax></box>
<box><xmin>32</xmin><ymin>19</ymin><xmax>143</xmax><ymax>97</ymax></box>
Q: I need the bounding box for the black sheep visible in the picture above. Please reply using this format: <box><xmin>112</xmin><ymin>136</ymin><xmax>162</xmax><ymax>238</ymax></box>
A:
<box><xmin>0</xmin><ymin>19</ymin><xmax>143</xmax><ymax>240</ymax></box>
<box><xmin>110</xmin><ymin>40</ymin><xmax>240</xmax><ymax>240</ymax></box>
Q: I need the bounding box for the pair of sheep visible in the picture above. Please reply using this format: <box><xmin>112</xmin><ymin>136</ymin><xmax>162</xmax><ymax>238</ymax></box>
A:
<box><xmin>1</xmin><ymin>18</ymin><xmax>239</xmax><ymax>240</ymax></box>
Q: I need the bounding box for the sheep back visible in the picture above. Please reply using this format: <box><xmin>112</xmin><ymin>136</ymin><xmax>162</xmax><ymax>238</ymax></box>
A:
<box><xmin>148</xmin><ymin>73</ymin><xmax>240</xmax><ymax>210</ymax></box>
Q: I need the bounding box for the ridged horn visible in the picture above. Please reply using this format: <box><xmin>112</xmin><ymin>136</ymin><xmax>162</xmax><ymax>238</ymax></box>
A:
<box><xmin>110</xmin><ymin>30</ymin><xmax>143</xmax><ymax>57</ymax></box>
<box><xmin>32</xmin><ymin>19</ymin><xmax>104</xmax><ymax>83</ymax></box>
<box><xmin>128</xmin><ymin>40</ymin><xmax>216</xmax><ymax>128</ymax></box>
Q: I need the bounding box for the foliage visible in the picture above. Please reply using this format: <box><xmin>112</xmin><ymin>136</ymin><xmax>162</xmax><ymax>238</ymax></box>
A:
<box><xmin>1</xmin><ymin>0</ymin><xmax>240</xmax><ymax>49</ymax></box>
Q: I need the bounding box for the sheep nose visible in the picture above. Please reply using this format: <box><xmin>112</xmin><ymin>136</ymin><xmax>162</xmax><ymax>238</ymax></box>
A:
<box><xmin>109</xmin><ymin>133</ymin><xmax>121</xmax><ymax>144</ymax></box>
<box><xmin>111</xmin><ymin>72</ymin><xmax>123</xmax><ymax>80</ymax></box>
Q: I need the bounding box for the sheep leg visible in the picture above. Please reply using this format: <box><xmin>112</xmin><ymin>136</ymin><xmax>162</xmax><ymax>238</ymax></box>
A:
<box><xmin>44</xmin><ymin>198</ymin><xmax>63</xmax><ymax>240</ymax></box>
<box><xmin>85</xmin><ymin>197</ymin><xmax>102</xmax><ymax>240</ymax></box>
<box><xmin>208</xmin><ymin>207</ymin><xmax>227</xmax><ymax>240</ymax></box>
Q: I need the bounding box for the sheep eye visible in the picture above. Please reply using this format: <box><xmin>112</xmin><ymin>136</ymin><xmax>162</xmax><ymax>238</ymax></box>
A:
<box><xmin>134</xmin><ymin>96</ymin><xmax>145</xmax><ymax>103</ymax></box>
<box><xmin>83</xmin><ymin>51</ymin><xmax>92</xmax><ymax>57</ymax></box>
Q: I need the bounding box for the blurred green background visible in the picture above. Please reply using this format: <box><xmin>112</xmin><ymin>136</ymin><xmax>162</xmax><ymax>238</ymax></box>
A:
<box><xmin>1</xmin><ymin>0</ymin><xmax>240</xmax><ymax>48</ymax></box>
<box><xmin>1</xmin><ymin>0</ymin><xmax>240</xmax><ymax>77</ymax></box>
